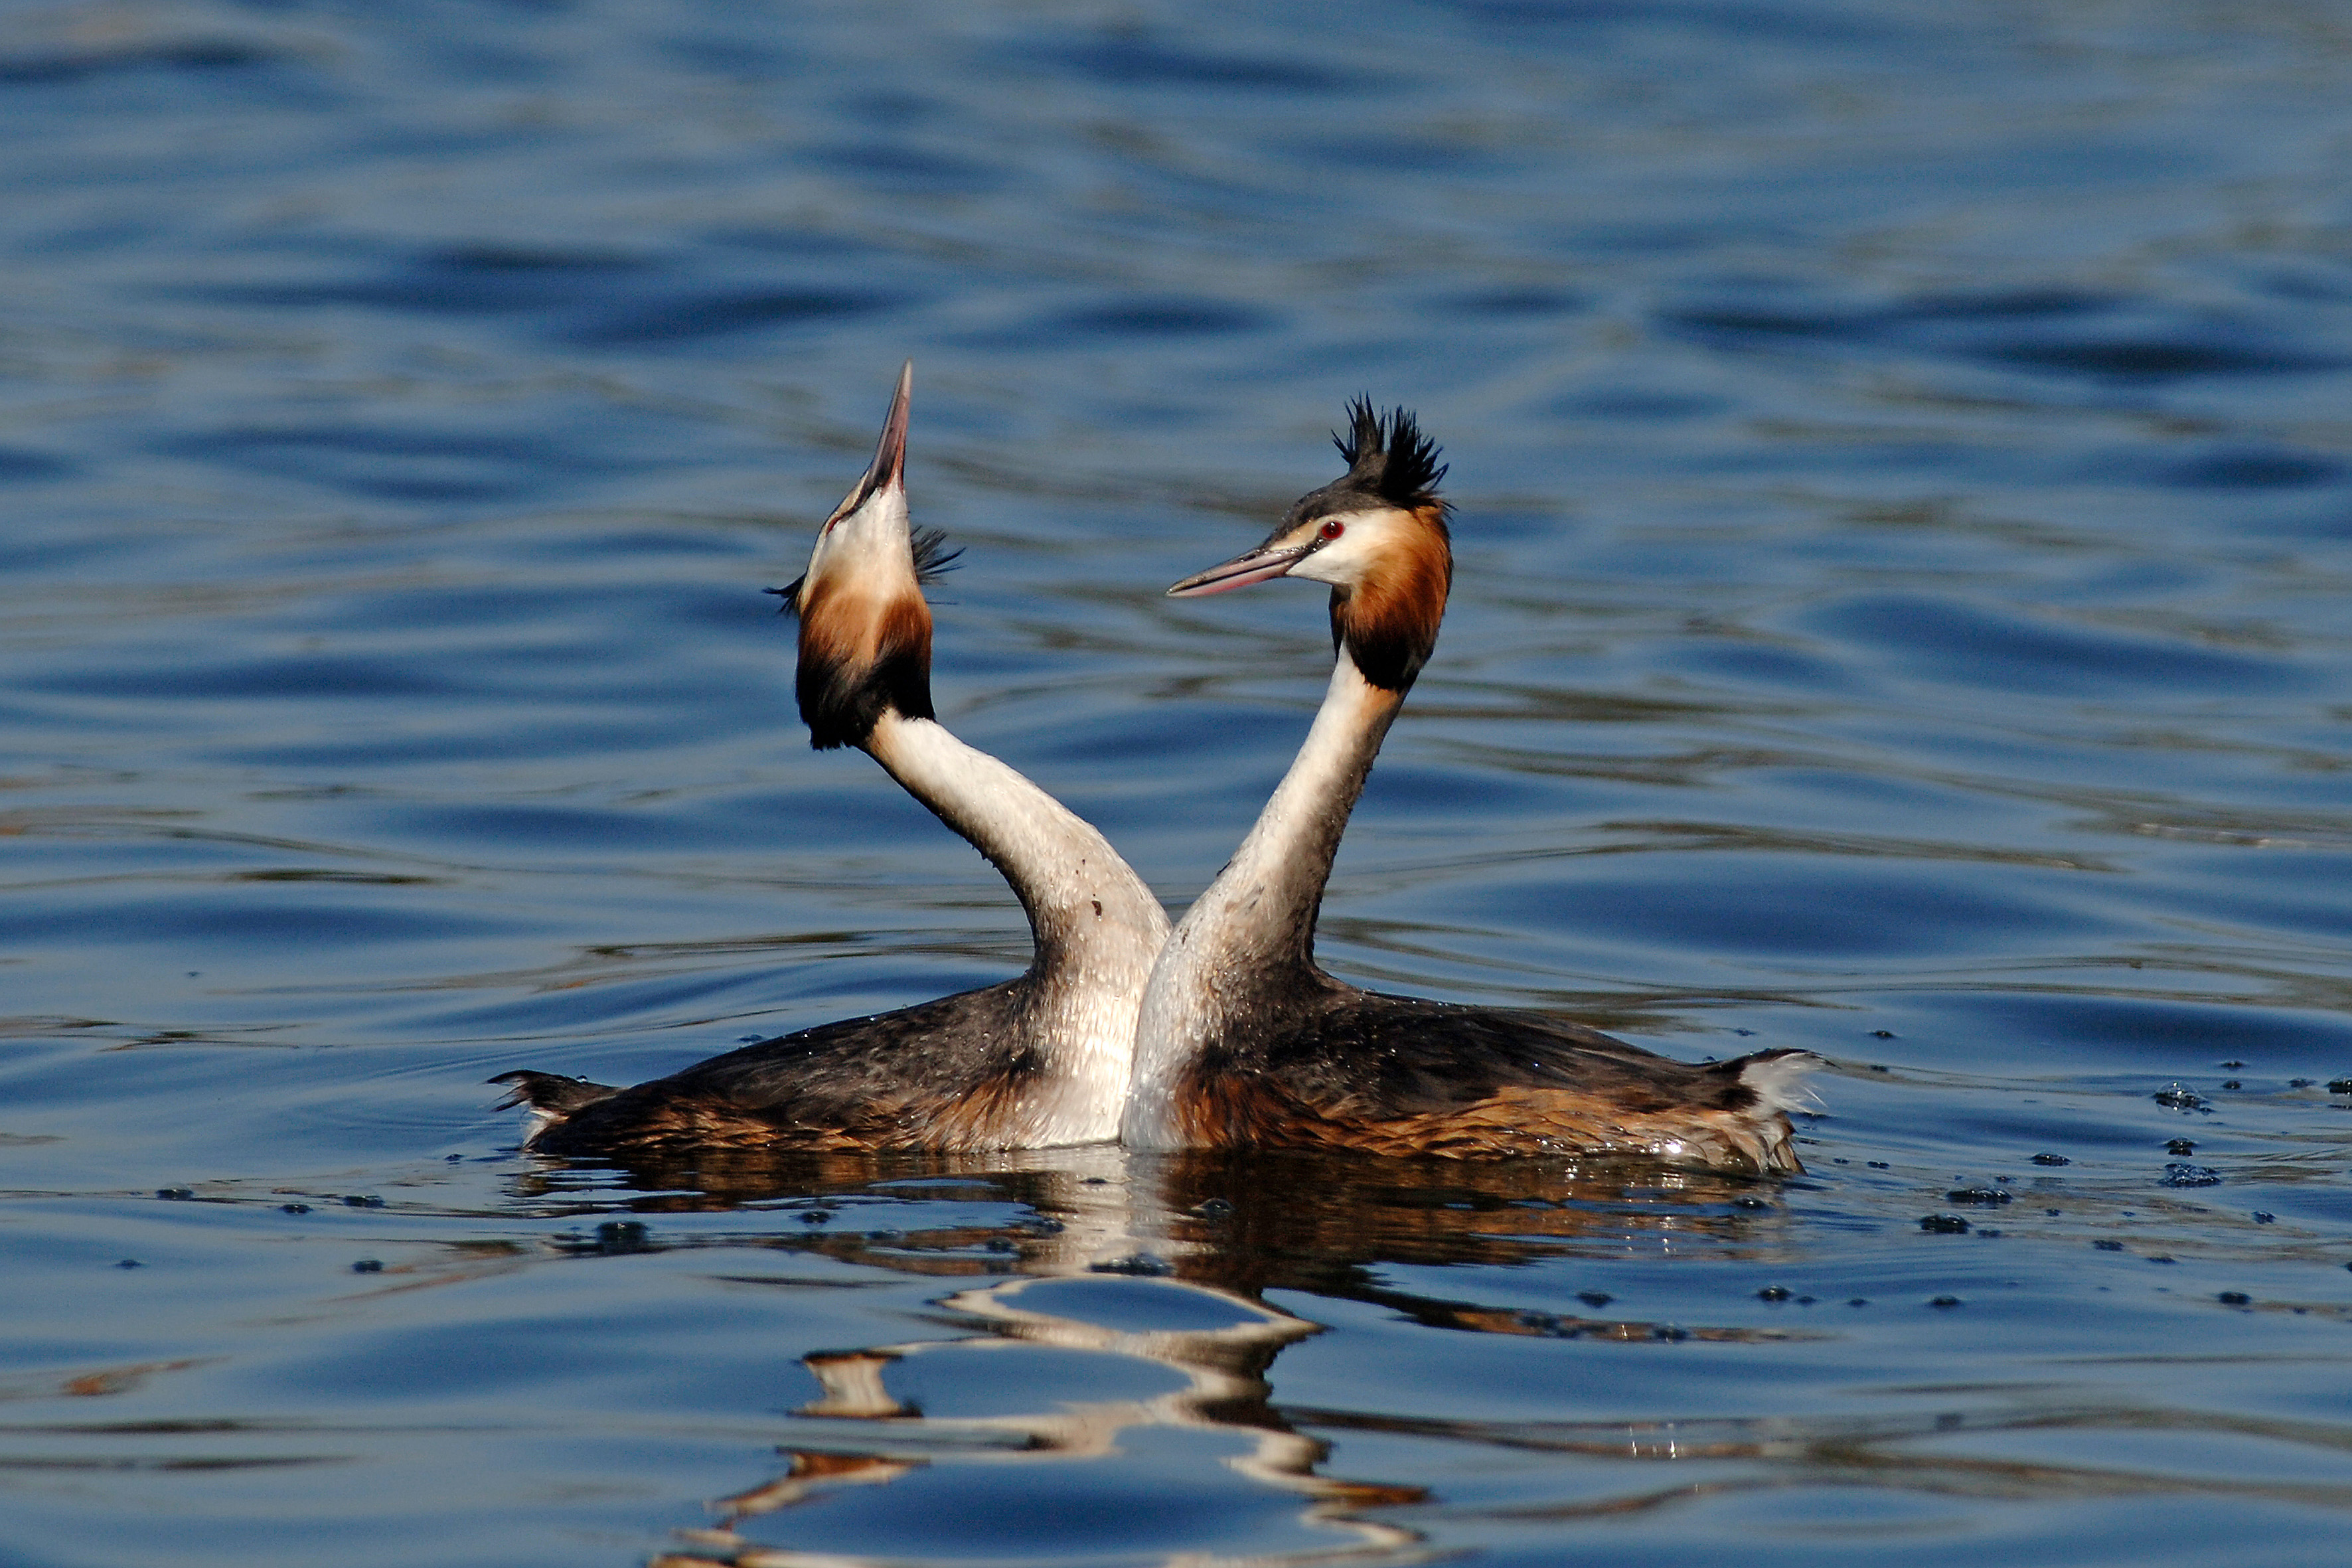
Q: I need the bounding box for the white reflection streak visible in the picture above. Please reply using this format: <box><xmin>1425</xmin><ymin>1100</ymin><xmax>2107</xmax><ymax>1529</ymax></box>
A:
<box><xmin>661</xmin><ymin>1152</ymin><xmax>1424</xmax><ymax>1568</ymax></box>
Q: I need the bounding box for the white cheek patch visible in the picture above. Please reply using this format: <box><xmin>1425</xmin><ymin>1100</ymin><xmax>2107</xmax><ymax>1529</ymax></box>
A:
<box><xmin>1285</xmin><ymin>510</ymin><xmax>1399</xmax><ymax>586</ymax></box>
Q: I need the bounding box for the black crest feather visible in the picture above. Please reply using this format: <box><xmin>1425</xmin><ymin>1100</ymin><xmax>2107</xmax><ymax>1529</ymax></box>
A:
<box><xmin>1330</xmin><ymin>398</ymin><xmax>1447</xmax><ymax>509</ymax></box>
<box><xmin>910</xmin><ymin>527</ymin><xmax>963</xmax><ymax>585</ymax></box>
<box><xmin>1333</xmin><ymin>396</ymin><xmax>1383</xmax><ymax>469</ymax></box>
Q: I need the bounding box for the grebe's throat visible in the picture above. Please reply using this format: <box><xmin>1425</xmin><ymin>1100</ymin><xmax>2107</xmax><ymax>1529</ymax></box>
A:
<box><xmin>1125</xmin><ymin>650</ymin><xmax>1401</xmax><ymax>1142</ymax></box>
<box><xmin>862</xmin><ymin>712</ymin><xmax>1168</xmax><ymax>966</ymax></box>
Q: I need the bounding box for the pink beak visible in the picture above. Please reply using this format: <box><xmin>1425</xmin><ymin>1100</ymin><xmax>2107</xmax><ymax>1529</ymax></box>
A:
<box><xmin>1166</xmin><ymin>542</ymin><xmax>1312</xmax><ymax>598</ymax></box>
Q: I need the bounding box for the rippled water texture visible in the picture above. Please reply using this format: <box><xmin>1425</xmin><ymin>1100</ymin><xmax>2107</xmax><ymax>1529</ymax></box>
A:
<box><xmin>3</xmin><ymin>3</ymin><xmax>2351</xmax><ymax>1565</ymax></box>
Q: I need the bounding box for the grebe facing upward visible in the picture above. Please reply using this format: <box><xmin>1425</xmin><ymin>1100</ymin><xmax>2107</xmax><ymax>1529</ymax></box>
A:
<box><xmin>1123</xmin><ymin>402</ymin><xmax>1816</xmax><ymax>1171</ymax></box>
<box><xmin>495</xmin><ymin>364</ymin><xmax>1170</xmax><ymax>1155</ymax></box>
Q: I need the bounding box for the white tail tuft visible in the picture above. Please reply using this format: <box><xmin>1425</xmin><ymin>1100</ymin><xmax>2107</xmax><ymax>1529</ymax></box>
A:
<box><xmin>1739</xmin><ymin>1051</ymin><xmax>1825</xmax><ymax>1117</ymax></box>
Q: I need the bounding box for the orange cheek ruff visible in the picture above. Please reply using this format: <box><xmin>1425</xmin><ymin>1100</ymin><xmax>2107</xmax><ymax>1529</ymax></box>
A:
<box><xmin>796</xmin><ymin>583</ymin><xmax>936</xmax><ymax>747</ymax></box>
<box><xmin>1333</xmin><ymin>505</ymin><xmax>1451</xmax><ymax>692</ymax></box>
<box><xmin>797</xmin><ymin>582</ymin><xmax>932</xmax><ymax>676</ymax></box>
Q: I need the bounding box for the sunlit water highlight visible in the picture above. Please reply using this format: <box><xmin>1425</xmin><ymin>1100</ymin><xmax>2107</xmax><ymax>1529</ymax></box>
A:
<box><xmin>2</xmin><ymin>3</ymin><xmax>2349</xmax><ymax>1566</ymax></box>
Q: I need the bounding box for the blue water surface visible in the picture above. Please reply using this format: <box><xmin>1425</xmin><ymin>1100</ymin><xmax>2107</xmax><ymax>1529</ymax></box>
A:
<box><xmin>2</xmin><ymin>3</ymin><xmax>2349</xmax><ymax>1566</ymax></box>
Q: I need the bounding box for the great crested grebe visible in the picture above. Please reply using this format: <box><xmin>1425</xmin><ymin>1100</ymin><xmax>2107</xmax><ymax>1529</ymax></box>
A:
<box><xmin>1122</xmin><ymin>401</ymin><xmax>1817</xmax><ymax>1170</ymax></box>
<box><xmin>494</xmin><ymin>364</ymin><xmax>1170</xmax><ymax>1154</ymax></box>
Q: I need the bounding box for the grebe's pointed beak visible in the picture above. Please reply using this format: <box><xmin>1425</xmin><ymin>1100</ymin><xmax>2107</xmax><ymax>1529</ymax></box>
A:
<box><xmin>1166</xmin><ymin>540</ymin><xmax>1314</xmax><ymax>597</ymax></box>
<box><xmin>828</xmin><ymin>358</ymin><xmax>912</xmax><ymax>530</ymax></box>
<box><xmin>872</xmin><ymin>358</ymin><xmax>911</xmax><ymax>492</ymax></box>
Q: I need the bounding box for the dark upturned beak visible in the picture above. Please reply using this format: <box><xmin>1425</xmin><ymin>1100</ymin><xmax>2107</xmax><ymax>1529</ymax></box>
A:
<box><xmin>828</xmin><ymin>359</ymin><xmax>911</xmax><ymax>528</ymax></box>
<box><xmin>1166</xmin><ymin>540</ymin><xmax>1313</xmax><ymax>597</ymax></box>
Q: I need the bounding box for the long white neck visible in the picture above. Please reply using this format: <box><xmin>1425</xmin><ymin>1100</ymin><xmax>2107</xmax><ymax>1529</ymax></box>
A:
<box><xmin>862</xmin><ymin>712</ymin><xmax>1171</xmax><ymax>1144</ymax></box>
<box><xmin>1123</xmin><ymin>653</ymin><xmax>1403</xmax><ymax>1147</ymax></box>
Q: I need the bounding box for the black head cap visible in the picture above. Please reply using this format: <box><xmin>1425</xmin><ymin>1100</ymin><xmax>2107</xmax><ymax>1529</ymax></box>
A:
<box><xmin>1282</xmin><ymin>398</ymin><xmax>1450</xmax><ymax>530</ymax></box>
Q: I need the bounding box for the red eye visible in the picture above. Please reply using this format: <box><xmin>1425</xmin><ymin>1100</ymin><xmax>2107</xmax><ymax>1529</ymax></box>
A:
<box><xmin>1318</xmin><ymin>519</ymin><xmax>1345</xmax><ymax>541</ymax></box>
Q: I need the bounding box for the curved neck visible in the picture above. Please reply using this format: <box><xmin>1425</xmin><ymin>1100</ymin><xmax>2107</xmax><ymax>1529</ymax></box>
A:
<box><xmin>861</xmin><ymin>710</ymin><xmax>1170</xmax><ymax>998</ymax></box>
<box><xmin>858</xmin><ymin>712</ymin><xmax>1168</xmax><ymax>1145</ymax></box>
<box><xmin>1127</xmin><ymin>653</ymin><xmax>1402</xmax><ymax>1144</ymax></box>
<box><xmin>1194</xmin><ymin>653</ymin><xmax>1402</xmax><ymax>977</ymax></box>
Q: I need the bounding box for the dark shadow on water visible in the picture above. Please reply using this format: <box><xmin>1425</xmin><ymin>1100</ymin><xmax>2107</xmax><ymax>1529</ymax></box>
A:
<box><xmin>507</xmin><ymin>1143</ymin><xmax>1796</xmax><ymax>1287</ymax></box>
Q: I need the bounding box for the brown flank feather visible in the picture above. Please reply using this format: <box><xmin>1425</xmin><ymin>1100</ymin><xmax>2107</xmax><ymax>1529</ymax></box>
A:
<box><xmin>525</xmin><ymin>1076</ymin><xmax>1035</xmax><ymax>1157</ymax></box>
<box><xmin>1172</xmin><ymin>1073</ymin><xmax>1799</xmax><ymax>1173</ymax></box>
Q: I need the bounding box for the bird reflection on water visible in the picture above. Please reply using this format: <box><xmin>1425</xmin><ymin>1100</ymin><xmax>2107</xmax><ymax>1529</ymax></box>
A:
<box><xmin>681</xmin><ymin>1269</ymin><xmax>1416</xmax><ymax>1568</ymax></box>
<box><xmin>510</xmin><ymin>1146</ymin><xmax>1813</xmax><ymax>1567</ymax></box>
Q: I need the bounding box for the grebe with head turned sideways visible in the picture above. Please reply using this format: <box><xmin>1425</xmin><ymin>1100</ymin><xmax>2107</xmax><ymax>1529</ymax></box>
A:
<box><xmin>494</xmin><ymin>363</ymin><xmax>1171</xmax><ymax>1155</ymax></box>
<box><xmin>1121</xmin><ymin>401</ymin><xmax>1817</xmax><ymax>1171</ymax></box>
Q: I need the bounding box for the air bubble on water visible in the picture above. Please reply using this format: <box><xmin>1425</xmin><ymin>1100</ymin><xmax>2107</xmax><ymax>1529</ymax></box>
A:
<box><xmin>1089</xmin><ymin>1252</ymin><xmax>1173</xmax><ymax>1277</ymax></box>
<box><xmin>1946</xmin><ymin>1186</ymin><xmax>2011</xmax><ymax>1206</ymax></box>
<box><xmin>594</xmin><ymin>1221</ymin><xmax>650</xmax><ymax>1255</ymax></box>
